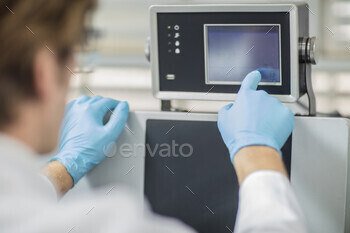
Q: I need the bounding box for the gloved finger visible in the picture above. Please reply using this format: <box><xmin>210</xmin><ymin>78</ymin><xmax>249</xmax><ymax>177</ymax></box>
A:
<box><xmin>217</xmin><ymin>103</ymin><xmax>233</xmax><ymax>129</ymax></box>
<box><xmin>76</xmin><ymin>95</ymin><xmax>90</xmax><ymax>103</ymax></box>
<box><xmin>104</xmin><ymin>101</ymin><xmax>130</xmax><ymax>137</ymax></box>
<box><xmin>92</xmin><ymin>98</ymin><xmax>121</xmax><ymax>119</ymax></box>
<box><xmin>281</xmin><ymin>105</ymin><xmax>295</xmax><ymax>130</ymax></box>
<box><xmin>239</xmin><ymin>70</ymin><xmax>262</xmax><ymax>92</ymax></box>
<box><xmin>218</xmin><ymin>103</ymin><xmax>233</xmax><ymax>115</ymax></box>
<box><xmin>88</xmin><ymin>95</ymin><xmax>103</xmax><ymax>104</ymax></box>
<box><xmin>257</xmin><ymin>68</ymin><xmax>279</xmax><ymax>82</ymax></box>
<box><xmin>65</xmin><ymin>100</ymin><xmax>76</xmax><ymax>112</ymax></box>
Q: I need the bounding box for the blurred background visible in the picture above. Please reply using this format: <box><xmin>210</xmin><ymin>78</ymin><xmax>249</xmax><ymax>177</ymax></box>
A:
<box><xmin>71</xmin><ymin>0</ymin><xmax>350</xmax><ymax>116</ymax></box>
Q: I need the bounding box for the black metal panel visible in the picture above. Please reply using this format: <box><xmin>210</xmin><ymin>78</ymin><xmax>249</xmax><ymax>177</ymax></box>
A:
<box><xmin>144</xmin><ymin>119</ymin><xmax>292</xmax><ymax>233</ymax></box>
<box><xmin>157</xmin><ymin>12</ymin><xmax>291</xmax><ymax>95</ymax></box>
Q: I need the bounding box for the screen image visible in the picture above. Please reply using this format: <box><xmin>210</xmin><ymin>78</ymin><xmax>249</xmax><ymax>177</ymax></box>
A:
<box><xmin>204</xmin><ymin>24</ymin><xmax>282</xmax><ymax>85</ymax></box>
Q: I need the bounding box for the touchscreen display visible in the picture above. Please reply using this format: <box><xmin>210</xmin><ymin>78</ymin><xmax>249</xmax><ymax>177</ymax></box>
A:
<box><xmin>204</xmin><ymin>25</ymin><xmax>281</xmax><ymax>85</ymax></box>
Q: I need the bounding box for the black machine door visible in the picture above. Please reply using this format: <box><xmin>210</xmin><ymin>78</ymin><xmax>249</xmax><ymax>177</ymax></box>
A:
<box><xmin>144</xmin><ymin>119</ymin><xmax>292</xmax><ymax>233</ymax></box>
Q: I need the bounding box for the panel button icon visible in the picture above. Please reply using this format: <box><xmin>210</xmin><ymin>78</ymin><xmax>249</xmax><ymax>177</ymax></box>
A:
<box><xmin>174</xmin><ymin>25</ymin><xmax>180</xmax><ymax>30</ymax></box>
<box><xmin>175</xmin><ymin>41</ymin><xmax>180</xmax><ymax>46</ymax></box>
<box><xmin>166</xmin><ymin>74</ymin><xmax>176</xmax><ymax>80</ymax></box>
<box><xmin>175</xmin><ymin>48</ymin><xmax>181</xmax><ymax>54</ymax></box>
<box><xmin>174</xmin><ymin>32</ymin><xmax>180</xmax><ymax>38</ymax></box>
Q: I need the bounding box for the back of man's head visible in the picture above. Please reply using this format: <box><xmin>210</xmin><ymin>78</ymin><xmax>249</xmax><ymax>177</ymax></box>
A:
<box><xmin>0</xmin><ymin>0</ymin><xmax>96</xmax><ymax>129</ymax></box>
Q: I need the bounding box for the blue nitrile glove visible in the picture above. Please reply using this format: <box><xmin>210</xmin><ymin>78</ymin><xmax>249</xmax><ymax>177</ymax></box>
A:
<box><xmin>217</xmin><ymin>71</ymin><xmax>294</xmax><ymax>162</ymax></box>
<box><xmin>50</xmin><ymin>95</ymin><xmax>129</xmax><ymax>185</ymax></box>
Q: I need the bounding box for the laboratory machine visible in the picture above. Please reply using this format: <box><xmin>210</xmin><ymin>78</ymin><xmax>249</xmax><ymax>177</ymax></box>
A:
<box><xmin>72</xmin><ymin>3</ymin><xmax>350</xmax><ymax>233</ymax></box>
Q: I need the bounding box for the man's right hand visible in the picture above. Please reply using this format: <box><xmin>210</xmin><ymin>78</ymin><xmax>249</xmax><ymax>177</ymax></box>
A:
<box><xmin>49</xmin><ymin>95</ymin><xmax>129</xmax><ymax>186</ymax></box>
<box><xmin>217</xmin><ymin>70</ymin><xmax>295</xmax><ymax>162</ymax></box>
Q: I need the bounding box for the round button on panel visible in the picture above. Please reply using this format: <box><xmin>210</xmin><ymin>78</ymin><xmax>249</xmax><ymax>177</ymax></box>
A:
<box><xmin>174</xmin><ymin>25</ymin><xmax>180</xmax><ymax>30</ymax></box>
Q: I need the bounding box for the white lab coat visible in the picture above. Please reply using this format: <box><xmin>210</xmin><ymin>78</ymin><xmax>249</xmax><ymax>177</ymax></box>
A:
<box><xmin>0</xmin><ymin>134</ymin><xmax>307</xmax><ymax>233</ymax></box>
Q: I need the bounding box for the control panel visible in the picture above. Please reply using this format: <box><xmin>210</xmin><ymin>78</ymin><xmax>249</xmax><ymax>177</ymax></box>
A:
<box><xmin>149</xmin><ymin>4</ymin><xmax>317</xmax><ymax>107</ymax></box>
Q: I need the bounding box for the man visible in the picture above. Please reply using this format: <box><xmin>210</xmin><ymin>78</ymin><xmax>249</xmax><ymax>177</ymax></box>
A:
<box><xmin>0</xmin><ymin>0</ymin><xmax>306</xmax><ymax>232</ymax></box>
